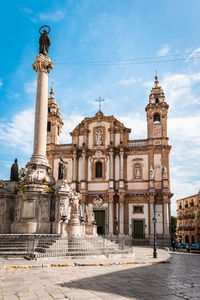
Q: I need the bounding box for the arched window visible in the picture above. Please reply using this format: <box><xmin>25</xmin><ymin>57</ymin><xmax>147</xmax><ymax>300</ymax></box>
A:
<box><xmin>154</xmin><ymin>113</ymin><xmax>160</xmax><ymax>123</ymax></box>
<box><xmin>96</xmin><ymin>162</ymin><xmax>102</xmax><ymax>178</ymax></box>
<box><xmin>155</xmin><ymin>98</ymin><xmax>159</xmax><ymax>104</ymax></box>
<box><xmin>134</xmin><ymin>164</ymin><xmax>142</xmax><ymax>179</ymax></box>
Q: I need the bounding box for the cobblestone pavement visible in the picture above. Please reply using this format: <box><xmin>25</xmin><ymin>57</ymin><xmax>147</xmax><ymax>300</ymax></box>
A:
<box><xmin>0</xmin><ymin>251</ymin><xmax>199</xmax><ymax>300</ymax></box>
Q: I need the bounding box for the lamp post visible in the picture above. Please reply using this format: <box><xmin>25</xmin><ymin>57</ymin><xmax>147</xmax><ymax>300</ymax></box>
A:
<box><xmin>152</xmin><ymin>216</ymin><xmax>157</xmax><ymax>258</ymax></box>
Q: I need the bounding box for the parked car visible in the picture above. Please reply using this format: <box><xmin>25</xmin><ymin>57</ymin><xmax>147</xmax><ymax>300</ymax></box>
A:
<box><xmin>190</xmin><ymin>243</ymin><xmax>200</xmax><ymax>253</ymax></box>
<box><xmin>176</xmin><ymin>243</ymin><xmax>190</xmax><ymax>252</ymax></box>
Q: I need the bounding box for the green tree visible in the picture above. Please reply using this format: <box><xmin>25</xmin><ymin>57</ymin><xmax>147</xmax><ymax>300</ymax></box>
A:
<box><xmin>19</xmin><ymin>167</ymin><xmax>27</xmax><ymax>179</ymax></box>
<box><xmin>171</xmin><ymin>216</ymin><xmax>177</xmax><ymax>233</ymax></box>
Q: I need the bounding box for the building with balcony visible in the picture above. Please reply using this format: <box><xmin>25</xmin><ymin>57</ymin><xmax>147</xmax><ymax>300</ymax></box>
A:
<box><xmin>176</xmin><ymin>192</ymin><xmax>200</xmax><ymax>244</ymax></box>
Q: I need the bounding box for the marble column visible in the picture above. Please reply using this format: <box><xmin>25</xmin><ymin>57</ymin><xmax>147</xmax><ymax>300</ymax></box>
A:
<box><xmin>109</xmin><ymin>152</ymin><xmax>114</xmax><ymax>180</ymax></box>
<box><xmin>23</xmin><ymin>54</ymin><xmax>54</xmax><ymax>186</ymax></box>
<box><xmin>119</xmin><ymin>151</ymin><xmax>124</xmax><ymax>180</ymax></box>
<box><xmin>164</xmin><ymin>199</ymin><xmax>170</xmax><ymax>236</ymax></box>
<box><xmin>32</xmin><ymin>54</ymin><xmax>54</xmax><ymax>164</ymax></box>
<box><xmin>119</xmin><ymin>200</ymin><xmax>124</xmax><ymax>235</ymax></box>
<box><xmin>72</xmin><ymin>154</ymin><xmax>77</xmax><ymax>181</ymax></box>
<box><xmin>109</xmin><ymin>201</ymin><xmax>114</xmax><ymax>235</ymax></box>
<box><xmin>81</xmin><ymin>202</ymin><xmax>85</xmax><ymax>219</ymax></box>
<box><xmin>82</xmin><ymin>153</ymin><xmax>86</xmax><ymax>181</ymax></box>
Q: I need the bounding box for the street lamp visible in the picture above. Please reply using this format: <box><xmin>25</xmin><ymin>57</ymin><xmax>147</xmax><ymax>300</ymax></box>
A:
<box><xmin>152</xmin><ymin>216</ymin><xmax>157</xmax><ymax>258</ymax></box>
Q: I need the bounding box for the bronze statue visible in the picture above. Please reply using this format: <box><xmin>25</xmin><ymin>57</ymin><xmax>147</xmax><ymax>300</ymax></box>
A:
<box><xmin>58</xmin><ymin>157</ymin><xmax>65</xmax><ymax>180</ymax></box>
<box><xmin>10</xmin><ymin>158</ymin><xmax>19</xmax><ymax>182</ymax></box>
<box><xmin>39</xmin><ymin>26</ymin><xmax>51</xmax><ymax>56</ymax></box>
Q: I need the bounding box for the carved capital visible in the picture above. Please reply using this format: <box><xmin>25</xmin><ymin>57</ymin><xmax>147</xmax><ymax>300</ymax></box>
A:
<box><xmin>32</xmin><ymin>54</ymin><xmax>54</xmax><ymax>74</ymax></box>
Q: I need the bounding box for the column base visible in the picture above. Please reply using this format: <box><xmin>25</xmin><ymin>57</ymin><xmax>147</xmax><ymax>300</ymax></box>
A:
<box><xmin>22</xmin><ymin>155</ymin><xmax>55</xmax><ymax>187</ymax></box>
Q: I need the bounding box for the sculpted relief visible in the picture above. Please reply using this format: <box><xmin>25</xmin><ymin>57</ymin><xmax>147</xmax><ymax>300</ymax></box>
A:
<box><xmin>95</xmin><ymin>128</ymin><xmax>103</xmax><ymax>146</ymax></box>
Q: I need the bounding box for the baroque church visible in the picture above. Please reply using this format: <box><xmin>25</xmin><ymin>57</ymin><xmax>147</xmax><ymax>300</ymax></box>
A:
<box><xmin>46</xmin><ymin>75</ymin><xmax>172</xmax><ymax>244</ymax></box>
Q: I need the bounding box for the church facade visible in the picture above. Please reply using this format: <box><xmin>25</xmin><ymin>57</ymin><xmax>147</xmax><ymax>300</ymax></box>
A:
<box><xmin>46</xmin><ymin>75</ymin><xmax>172</xmax><ymax>245</ymax></box>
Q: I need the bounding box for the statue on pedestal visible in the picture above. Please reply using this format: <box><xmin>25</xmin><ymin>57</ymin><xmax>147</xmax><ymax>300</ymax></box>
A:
<box><xmin>58</xmin><ymin>157</ymin><xmax>65</xmax><ymax>180</ymax></box>
<box><xmin>10</xmin><ymin>158</ymin><xmax>19</xmax><ymax>182</ymax></box>
<box><xmin>39</xmin><ymin>26</ymin><xmax>51</xmax><ymax>57</ymax></box>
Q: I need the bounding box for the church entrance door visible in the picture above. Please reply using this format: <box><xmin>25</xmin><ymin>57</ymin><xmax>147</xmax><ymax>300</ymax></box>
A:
<box><xmin>133</xmin><ymin>219</ymin><xmax>144</xmax><ymax>239</ymax></box>
<box><xmin>94</xmin><ymin>210</ymin><xmax>105</xmax><ymax>235</ymax></box>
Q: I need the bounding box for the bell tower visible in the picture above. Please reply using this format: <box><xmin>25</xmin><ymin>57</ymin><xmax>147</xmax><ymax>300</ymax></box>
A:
<box><xmin>145</xmin><ymin>75</ymin><xmax>169</xmax><ymax>145</ymax></box>
<box><xmin>47</xmin><ymin>85</ymin><xmax>63</xmax><ymax>145</ymax></box>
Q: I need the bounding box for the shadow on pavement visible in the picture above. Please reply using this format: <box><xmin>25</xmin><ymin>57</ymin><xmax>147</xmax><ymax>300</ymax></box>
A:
<box><xmin>59</xmin><ymin>254</ymin><xmax>200</xmax><ymax>300</ymax></box>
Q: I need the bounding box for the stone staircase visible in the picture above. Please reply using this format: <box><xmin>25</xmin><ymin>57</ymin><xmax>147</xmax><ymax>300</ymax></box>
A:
<box><xmin>0</xmin><ymin>235</ymin><xmax>133</xmax><ymax>258</ymax></box>
<box><xmin>34</xmin><ymin>236</ymin><xmax>132</xmax><ymax>258</ymax></box>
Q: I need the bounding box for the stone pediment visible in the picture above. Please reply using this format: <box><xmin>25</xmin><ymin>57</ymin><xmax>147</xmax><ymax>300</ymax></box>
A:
<box><xmin>70</xmin><ymin>110</ymin><xmax>131</xmax><ymax>136</ymax></box>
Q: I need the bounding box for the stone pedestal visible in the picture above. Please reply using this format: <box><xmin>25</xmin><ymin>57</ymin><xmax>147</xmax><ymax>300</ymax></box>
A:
<box><xmin>7</xmin><ymin>182</ymin><xmax>19</xmax><ymax>193</ymax></box>
<box><xmin>85</xmin><ymin>224</ymin><xmax>97</xmax><ymax>236</ymax></box>
<box><xmin>11</xmin><ymin>191</ymin><xmax>52</xmax><ymax>234</ymax></box>
<box><xmin>60</xmin><ymin>220</ymin><xmax>68</xmax><ymax>237</ymax></box>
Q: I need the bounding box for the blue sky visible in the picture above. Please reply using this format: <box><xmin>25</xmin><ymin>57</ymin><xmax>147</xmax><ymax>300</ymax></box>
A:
<box><xmin>0</xmin><ymin>0</ymin><xmax>200</xmax><ymax>216</ymax></box>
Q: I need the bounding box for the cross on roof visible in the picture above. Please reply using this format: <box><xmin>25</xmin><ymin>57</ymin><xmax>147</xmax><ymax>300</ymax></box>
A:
<box><xmin>95</xmin><ymin>97</ymin><xmax>105</xmax><ymax>111</ymax></box>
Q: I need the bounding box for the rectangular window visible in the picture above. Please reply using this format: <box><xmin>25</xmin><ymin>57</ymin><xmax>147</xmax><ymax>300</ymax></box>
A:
<box><xmin>133</xmin><ymin>205</ymin><xmax>143</xmax><ymax>214</ymax></box>
<box><xmin>47</xmin><ymin>122</ymin><xmax>51</xmax><ymax>132</ymax></box>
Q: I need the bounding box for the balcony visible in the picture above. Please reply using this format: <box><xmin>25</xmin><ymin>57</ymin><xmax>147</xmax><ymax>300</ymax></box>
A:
<box><xmin>178</xmin><ymin>216</ymin><xmax>182</xmax><ymax>220</ymax></box>
<box><xmin>129</xmin><ymin>140</ymin><xmax>147</xmax><ymax>147</ymax></box>
<box><xmin>182</xmin><ymin>214</ymin><xmax>195</xmax><ymax>219</ymax></box>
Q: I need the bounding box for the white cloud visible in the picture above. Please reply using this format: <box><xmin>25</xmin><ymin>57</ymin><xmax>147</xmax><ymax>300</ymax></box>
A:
<box><xmin>187</xmin><ymin>47</ymin><xmax>200</xmax><ymax>63</ymax></box>
<box><xmin>24</xmin><ymin>80</ymin><xmax>37</xmax><ymax>94</ymax></box>
<box><xmin>157</xmin><ymin>44</ymin><xmax>170</xmax><ymax>56</ymax></box>
<box><xmin>118</xmin><ymin>113</ymin><xmax>146</xmax><ymax>139</ymax></box>
<box><xmin>168</xmin><ymin>114</ymin><xmax>200</xmax><ymax>215</ymax></box>
<box><xmin>161</xmin><ymin>72</ymin><xmax>200</xmax><ymax>110</ymax></box>
<box><xmin>61</xmin><ymin>114</ymin><xmax>84</xmax><ymax>143</ymax></box>
<box><xmin>22</xmin><ymin>8</ymin><xmax>33</xmax><ymax>14</ymax></box>
<box><xmin>31</xmin><ymin>10</ymin><xmax>66</xmax><ymax>23</ymax></box>
<box><xmin>118</xmin><ymin>77</ymin><xmax>137</xmax><ymax>86</ymax></box>
<box><xmin>0</xmin><ymin>108</ymin><xmax>34</xmax><ymax>154</ymax></box>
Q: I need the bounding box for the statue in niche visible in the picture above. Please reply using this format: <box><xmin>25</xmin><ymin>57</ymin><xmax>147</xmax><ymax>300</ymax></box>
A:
<box><xmin>10</xmin><ymin>158</ymin><xmax>19</xmax><ymax>182</ymax></box>
<box><xmin>95</xmin><ymin>128</ymin><xmax>103</xmax><ymax>145</ymax></box>
<box><xmin>162</xmin><ymin>167</ymin><xmax>168</xmax><ymax>179</ymax></box>
<box><xmin>39</xmin><ymin>28</ymin><xmax>51</xmax><ymax>57</ymax></box>
<box><xmin>58</xmin><ymin>157</ymin><xmax>65</xmax><ymax>180</ymax></box>
<box><xmin>134</xmin><ymin>165</ymin><xmax>141</xmax><ymax>179</ymax></box>
<box><xmin>149</xmin><ymin>166</ymin><xmax>154</xmax><ymax>180</ymax></box>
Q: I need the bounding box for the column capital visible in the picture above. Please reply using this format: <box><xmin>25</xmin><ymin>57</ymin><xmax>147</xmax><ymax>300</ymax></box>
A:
<box><xmin>149</xmin><ymin>193</ymin><xmax>155</xmax><ymax>203</ymax></box>
<box><xmin>108</xmin><ymin>193</ymin><xmax>114</xmax><ymax>202</ymax></box>
<box><xmin>32</xmin><ymin>54</ymin><xmax>54</xmax><ymax>74</ymax></box>
<box><xmin>118</xmin><ymin>193</ymin><xmax>125</xmax><ymax>202</ymax></box>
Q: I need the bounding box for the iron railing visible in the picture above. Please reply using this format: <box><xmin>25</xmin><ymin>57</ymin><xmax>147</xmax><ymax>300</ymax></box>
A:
<box><xmin>0</xmin><ymin>234</ymin><xmax>133</xmax><ymax>258</ymax></box>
